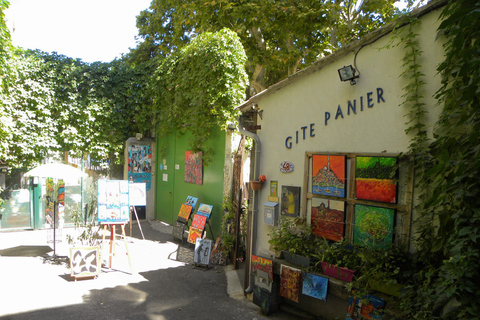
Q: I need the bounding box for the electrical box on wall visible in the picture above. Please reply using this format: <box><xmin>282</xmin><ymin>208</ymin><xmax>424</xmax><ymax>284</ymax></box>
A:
<box><xmin>264</xmin><ymin>202</ymin><xmax>279</xmax><ymax>226</ymax></box>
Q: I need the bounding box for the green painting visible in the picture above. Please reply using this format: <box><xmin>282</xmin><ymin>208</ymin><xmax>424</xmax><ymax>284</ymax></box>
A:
<box><xmin>356</xmin><ymin>156</ymin><xmax>397</xmax><ymax>203</ymax></box>
<box><xmin>353</xmin><ymin>204</ymin><xmax>395</xmax><ymax>249</ymax></box>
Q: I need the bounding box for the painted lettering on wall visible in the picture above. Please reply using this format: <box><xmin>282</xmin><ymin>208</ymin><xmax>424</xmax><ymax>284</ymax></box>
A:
<box><xmin>285</xmin><ymin>88</ymin><xmax>385</xmax><ymax>149</ymax></box>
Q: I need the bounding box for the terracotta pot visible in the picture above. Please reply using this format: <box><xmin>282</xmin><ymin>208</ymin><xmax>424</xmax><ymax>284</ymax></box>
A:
<box><xmin>250</xmin><ymin>180</ymin><xmax>263</xmax><ymax>191</ymax></box>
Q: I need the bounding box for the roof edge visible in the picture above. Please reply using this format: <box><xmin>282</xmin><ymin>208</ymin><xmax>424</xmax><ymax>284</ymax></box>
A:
<box><xmin>237</xmin><ymin>0</ymin><xmax>447</xmax><ymax>112</ymax></box>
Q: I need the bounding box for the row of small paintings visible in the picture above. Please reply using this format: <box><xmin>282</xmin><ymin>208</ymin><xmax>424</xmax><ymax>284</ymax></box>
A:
<box><xmin>312</xmin><ymin>155</ymin><xmax>397</xmax><ymax>204</ymax></box>
<box><xmin>252</xmin><ymin>256</ymin><xmax>385</xmax><ymax>318</ymax></box>
<box><xmin>311</xmin><ymin>200</ymin><xmax>395</xmax><ymax>249</ymax></box>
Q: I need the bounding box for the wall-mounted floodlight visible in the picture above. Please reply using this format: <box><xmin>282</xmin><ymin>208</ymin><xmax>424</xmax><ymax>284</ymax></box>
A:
<box><xmin>338</xmin><ymin>65</ymin><xmax>359</xmax><ymax>85</ymax></box>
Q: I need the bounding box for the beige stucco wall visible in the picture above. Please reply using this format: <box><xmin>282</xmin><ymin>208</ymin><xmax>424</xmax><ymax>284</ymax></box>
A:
<box><xmin>250</xmin><ymin>6</ymin><xmax>446</xmax><ymax>255</ymax></box>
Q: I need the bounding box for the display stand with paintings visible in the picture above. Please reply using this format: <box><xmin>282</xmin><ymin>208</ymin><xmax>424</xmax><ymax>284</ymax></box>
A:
<box><xmin>97</xmin><ymin>179</ymin><xmax>133</xmax><ymax>274</ymax></box>
<box><xmin>173</xmin><ymin>196</ymin><xmax>199</xmax><ymax>243</ymax></box>
<box><xmin>187</xmin><ymin>203</ymin><xmax>214</xmax><ymax>245</ymax></box>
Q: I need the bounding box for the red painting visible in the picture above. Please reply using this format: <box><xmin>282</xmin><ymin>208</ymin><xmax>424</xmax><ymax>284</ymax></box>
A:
<box><xmin>192</xmin><ymin>214</ymin><xmax>207</xmax><ymax>230</ymax></box>
<box><xmin>311</xmin><ymin>199</ymin><xmax>345</xmax><ymax>241</ymax></box>
<box><xmin>279</xmin><ymin>265</ymin><xmax>301</xmax><ymax>302</ymax></box>
<box><xmin>185</xmin><ymin>151</ymin><xmax>203</xmax><ymax>185</ymax></box>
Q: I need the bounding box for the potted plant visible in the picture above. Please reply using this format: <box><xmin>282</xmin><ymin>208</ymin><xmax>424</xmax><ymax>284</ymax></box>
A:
<box><xmin>268</xmin><ymin>218</ymin><xmax>320</xmax><ymax>267</ymax></box>
<box><xmin>66</xmin><ymin>183</ymin><xmax>101</xmax><ymax>279</ymax></box>
<box><xmin>312</xmin><ymin>238</ymin><xmax>361</xmax><ymax>282</ymax></box>
<box><xmin>353</xmin><ymin>244</ymin><xmax>413</xmax><ymax>297</ymax></box>
<box><xmin>250</xmin><ymin>175</ymin><xmax>266</xmax><ymax>191</ymax></box>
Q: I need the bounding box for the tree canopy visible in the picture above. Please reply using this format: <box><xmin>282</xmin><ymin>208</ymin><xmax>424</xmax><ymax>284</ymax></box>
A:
<box><xmin>132</xmin><ymin>0</ymin><xmax>406</xmax><ymax>95</ymax></box>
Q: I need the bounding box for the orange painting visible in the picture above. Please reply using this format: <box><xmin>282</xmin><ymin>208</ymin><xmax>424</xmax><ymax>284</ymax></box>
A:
<box><xmin>177</xmin><ymin>204</ymin><xmax>193</xmax><ymax>222</ymax></box>
<box><xmin>187</xmin><ymin>226</ymin><xmax>203</xmax><ymax>244</ymax></box>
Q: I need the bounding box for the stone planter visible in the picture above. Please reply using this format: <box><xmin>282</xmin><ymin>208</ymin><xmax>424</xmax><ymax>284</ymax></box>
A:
<box><xmin>282</xmin><ymin>250</ymin><xmax>311</xmax><ymax>268</ymax></box>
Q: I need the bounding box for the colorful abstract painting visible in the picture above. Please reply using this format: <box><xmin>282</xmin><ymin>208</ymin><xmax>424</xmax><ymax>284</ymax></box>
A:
<box><xmin>353</xmin><ymin>205</ymin><xmax>395</xmax><ymax>249</ymax></box>
<box><xmin>184</xmin><ymin>196</ymin><xmax>199</xmax><ymax>210</ymax></box>
<box><xmin>192</xmin><ymin>214</ymin><xmax>207</xmax><ymax>230</ymax></box>
<box><xmin>210</xmin><ymin>236</ymin><xmax>227</xmax><ymax>265</ymax></box>
<box><xmin>281</xmin><ymin>186</ymin><xmax>300</xmax><ymax>217</ymax></box>
<box><xmin>252</xmin><ymin>255</ymin><xmax>273</xmax><ymax>279</ymax></box>
<box><xmin>312</xmin><ymin>155</ymin><xmax>346</xmax><ymax>198</ymax></box>
<box><xmin>279</xmin><ymin>265</ymin><xmax>301</xmax><ymax>302</ymax></box>
<box><xmin>311</xmin><ymin>199</ymin><xmax>345</xmax><ymax>241</ymax></box>
<box><xmin>302</xmin><ymin>273</ymin><xmax>328</xmax><ymax>301</ymax></box>
<box><xmin>185</xmin><ymin>151</ymin><xmax>203</xmax><ymax>185</ymax></box>
<box><xmin>187</xmin><ymin>226</ymin><xmax>203</xmax><ymax>244</ymax></box>
<box><xmin>346</xmin><ymin>294</ymin><xmax>385</xmax><ymax>320</ymax></box>
<box><xmin>177</xmin><ymin>204</ymin><xmax>193</xmax><ymax>223</ymax></box>
<box><xmin>356</xmin><ymin>156</ymin><xmax>397</xmax><ymax>203</ymax></box>
<box><xmin>196</xmin><ymin>203</ymin><xmax>213</xmax><ymax>221</ymax></box>
<box><xmin>128</xmin><ymin>144</ymin><xmax>152</xmax><ymax>190</ymax></box>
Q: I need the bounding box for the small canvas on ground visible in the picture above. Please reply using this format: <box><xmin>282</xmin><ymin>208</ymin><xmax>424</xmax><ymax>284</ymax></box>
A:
<box><xmin>194</xmin><ymin>238</ymin><xmax>213</xmax><ymax>266</ymax></box>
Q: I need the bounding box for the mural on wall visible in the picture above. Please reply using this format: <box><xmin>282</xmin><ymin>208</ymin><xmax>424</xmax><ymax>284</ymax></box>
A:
<box><xmin>185</xmin><ymin>151</ymin><xmax>203</xmax><ymax>185</ymax></box>
<box><xmin>177</xmin><ymin>204</ymin><xmax>193</xmax><ymax>223</ymax></box>
<box><xmin>311</xmin><ymin>199</ymin><xmax>345</xmax><ymax>241</ymax></box>
<box><xmin>302</xmin><ymin>273</ymin><xmax>329</xmax><ymax>301</ymax></box>
<box><xmin>353</xmin><ymin>204</ymin><xmax>395</xmax><ymax>249</ymax></box>
<box><xmin>128</xmin><ymin>144</ymin><xmax>152</xmax><ymax>191</ymax></box>
<box><xmin>356</xmin><ymin>156</ymin><xmax>397</xmax><ymax>203</ymax></box>
<box><xmin>346</xmin><ymin>294</ymin><xmax>385</xmax><ymax>320</ymax></box>
<box><xmin>312</xmin><ymin>155</ymin><xmax>346</xmax><ymax>198</ymax></box>
<box><xmin>194</xmin><ymin>238</ymin><xmax>212</xmax><ymax>266</ymax></box>
<box><xmin>279</xmin><ymin>265</ymin><xmax>301</xmax><ymax>302</ymax></box>
<box><xmin>281</xmin><ymin>186</ymin><xmax>300</xmax><ymax>217</ymax></box>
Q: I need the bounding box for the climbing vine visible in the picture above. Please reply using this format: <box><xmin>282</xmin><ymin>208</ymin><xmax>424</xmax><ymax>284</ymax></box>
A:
<box><xmin>147</xmin><ymin>28</ymin><xmax>248</xmax><ymax>164</ymax></box>
<box><xmin>396</xmin><ymin>1</ymin><xmax>480</xmax><ymax>319</ymax></box>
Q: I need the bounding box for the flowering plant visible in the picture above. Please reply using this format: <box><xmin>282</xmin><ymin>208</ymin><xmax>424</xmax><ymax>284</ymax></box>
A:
<box><xmin>258</xmin><ymin>175</ymin><xmax>267</xmax><ymax>182</ymax></box>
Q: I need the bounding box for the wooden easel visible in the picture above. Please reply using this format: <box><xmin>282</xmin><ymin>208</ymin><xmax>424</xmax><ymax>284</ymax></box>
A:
<box><xmin>101</xmin><ymin>223</ymin><xmax>133</xmax><ymax>274</ymax></box>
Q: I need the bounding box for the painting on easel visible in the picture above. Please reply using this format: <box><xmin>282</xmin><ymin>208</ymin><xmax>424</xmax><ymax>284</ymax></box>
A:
<box><xmin>97</xmin><ymin>179</ymin><xmax>130</xmax><ymax>223</ymax></box>
<box><xmin>194</xmin><ymin>238</ymin><xmax>213</xmax><ymax>266</ymax></box>
<box><xmin>192</xmin><ymin>214</ymin><xmax>207</xmax><ymax>230</ymax></box>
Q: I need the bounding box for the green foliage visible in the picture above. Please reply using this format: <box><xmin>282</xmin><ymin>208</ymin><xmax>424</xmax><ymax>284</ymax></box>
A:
<box><xmin>0</xmin><ymin>48</ymin><xmax>152</xmax><ymax>170</ymax></box>
<box><xmin>133</xmin><ymin>0</ymin><xmax>405</xmax><ymax>93</ymax></box>
<box><xmin>146</xmin><ymin>28</ymin><xmax>248</xmax><ymax>163</ymax></box>
<box><xmin>268</xmin><ymin>218</ymin><xmax>321</xmax><ymax>257</ymax></box>
<box><xmin>396</xmin><ymin>2</ymin><xmax>480</xmax><ymax>319</ymax></box>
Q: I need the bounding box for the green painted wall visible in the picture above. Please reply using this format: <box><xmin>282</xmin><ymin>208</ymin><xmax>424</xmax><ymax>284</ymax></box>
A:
<box><xmin>155</xmin><ymin>128</ymin><xmax>226</xmax><ymax>239</ymax></box>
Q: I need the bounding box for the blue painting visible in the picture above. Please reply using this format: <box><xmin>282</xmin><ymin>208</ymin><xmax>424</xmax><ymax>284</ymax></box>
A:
<box><xmin>185</xmin><ymin>196</ymin><xmax>199</xmax><ymax>210</ymax></box>
<box><xmin>302</xmin><ymin>273</ymin><xmax>328</xmax><ymax>301</ymax></box>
